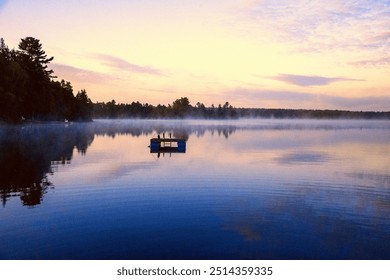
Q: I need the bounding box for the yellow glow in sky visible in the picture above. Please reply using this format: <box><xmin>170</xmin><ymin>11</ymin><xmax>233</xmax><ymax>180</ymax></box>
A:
<box><xmin>1</xmin><ymin>0</ymin><xmax>389</xmax><ymax>110</ymax></box>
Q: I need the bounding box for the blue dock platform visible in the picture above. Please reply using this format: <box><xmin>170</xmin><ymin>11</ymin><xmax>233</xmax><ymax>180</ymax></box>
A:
<box><xmin>150</xmin><ymin>138</ymin><xmax>186</xmax><ymax>153</ymax></box>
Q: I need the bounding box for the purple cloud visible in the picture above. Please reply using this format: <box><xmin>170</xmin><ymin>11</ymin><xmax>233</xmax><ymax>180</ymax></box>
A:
<box><xmin>51</xmin><ymin>63</ymin><xmax>116</xmax><ymax>84</ymax></box>
<box><xmin>238</xmin><ymin>0</ymin><xmax>390</xmax><ymax>53</ymax></box>
<box><xmin>351</xmin><ymin>57</ymin><xmax>390</xmax><ymax>68</ymax></box>
<box><xmin>270</xmin><ymin>74</ymin><xmax>363</xmax><ymax>86</ymax></box>
<box><xmin>223</xmin><ymin>88</ymin><xmax>390</xmax><ymax>111</ymax></box>
<box><xmin>94</xmin><ymin>54</ymin><xmax>163</xmax><ymax>76</ymax></box>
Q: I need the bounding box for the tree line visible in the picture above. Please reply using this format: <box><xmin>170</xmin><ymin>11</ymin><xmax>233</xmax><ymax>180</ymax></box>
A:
<box><xmin>92</xmin><ymin>98</ymin><xmax>238</xmax><ymax>119</ymax></box>
<box><xmin>93</xmin><ymin>97</ymin><xmax>389</xmax><ymax>120</ymax></box>
<box><xmin>235</xmin><ymin>108</ymin><xmax>390</xmax><ymax>119</ymax></box>
<box><xmin>0</xmin><ymin>37</ymin><xmax>93</xmax><ymax>123</ymax></box>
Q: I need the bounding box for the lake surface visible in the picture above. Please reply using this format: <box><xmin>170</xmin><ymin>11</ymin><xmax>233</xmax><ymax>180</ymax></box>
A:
<box><xmin>1</xmin><ymin>119</ymin><xmax>389</xmax><ymax>260</ymax></box>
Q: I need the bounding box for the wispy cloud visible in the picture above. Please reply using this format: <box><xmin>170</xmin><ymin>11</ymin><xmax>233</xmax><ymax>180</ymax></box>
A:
<box><xmin>269</xmin><ymin>74</ymin><xmax>363</xmax><ymax>86</ymax></box>
<box><xmin>351</xmin><ymin>57</ymin><xmax>390</xmax><ymax>68</ymax></box>
<box><xmin>93</xmin><ymin>54</ymin><xmax>163</xmax><ymax>76</ymax></box>
<box><xmin>237</xmin><ymin>0</ymin><xmax>390</xmax><ymax>53</ymax></box>
<box><xmin>51</xmin><ymin>63</ymin><xmax>116</xmax><ymax>84</ymax></box>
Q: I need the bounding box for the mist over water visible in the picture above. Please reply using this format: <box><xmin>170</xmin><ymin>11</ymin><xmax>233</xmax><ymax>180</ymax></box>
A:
<box><xmin>1</xmin><ymin>119</ymin><xmax>390</xmax><ymax>259</ymax></box>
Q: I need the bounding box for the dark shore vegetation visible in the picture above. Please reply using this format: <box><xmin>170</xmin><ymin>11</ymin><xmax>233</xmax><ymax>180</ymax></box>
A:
<box><xmin>93</xmin><ymin>98</ymin><xmax>390</xmax><ymax>120</ymax></box>
<box><xmin>0</xmin><ymin>37</ymin><xmax>92</xmax><ymax>123</ymax></box>
<box><xmin>1</xmin><ymin>37</ymin><xmax>389</xmax><ymax>123</ymax></box>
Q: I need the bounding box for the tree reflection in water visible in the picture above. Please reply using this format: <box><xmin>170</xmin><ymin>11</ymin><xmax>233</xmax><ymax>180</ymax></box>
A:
<box><xmin>0</xmin><ymin>120</ymin><xmax>238</xmax><ymax>207</ymax></box>
<box><xmin>0</xmin><ymin>123</ymin><xmax>94</xmax><ymax>207</ymax></box>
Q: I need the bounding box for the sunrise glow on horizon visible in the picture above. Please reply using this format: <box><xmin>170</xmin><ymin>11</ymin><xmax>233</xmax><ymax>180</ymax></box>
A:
<box><xmin>1</xmin><ymin>0</ymin><xmax>389</xmax><ymax>110</ymax></box>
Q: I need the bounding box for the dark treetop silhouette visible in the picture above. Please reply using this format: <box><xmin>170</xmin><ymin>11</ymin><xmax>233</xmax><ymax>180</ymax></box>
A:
<box><xmin>0</xmin><ymin>37</ymin><xmax>92</xmax><ymax>123</ymax></box>
<box><xmin>92</xmin><ymin>98</ymin><xmax>390</xmax><ymax>120</ymax></box>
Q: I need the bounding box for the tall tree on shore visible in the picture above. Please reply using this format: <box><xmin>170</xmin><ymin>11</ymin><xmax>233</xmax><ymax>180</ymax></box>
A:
<box><xmin>18</xmin><ymin>37</ymin><xmax>54</xmax><ymax>79</ymax></box>
<box><xmin>16</xmin><ymin>37</ymin><xmax>55</xmax><ymax>119</ymax></box>
<box><xmin>1</xmin><ymin>37</ymin><xmax>93</xmax><ymax>122</ymax></box>
<box><xmin>0</xmin><ymin>38</ymin><xmax>28</xmax><ymax>122</ymax></box>
<box><xmin>172</xmin><ymin>97</ymin><xmax>191</xmax><ymax>117</ymax></box>
<box><xmin>74</xmin><ymin>89</ymin><xmax>93</xmax><ymax>121</ymax></box>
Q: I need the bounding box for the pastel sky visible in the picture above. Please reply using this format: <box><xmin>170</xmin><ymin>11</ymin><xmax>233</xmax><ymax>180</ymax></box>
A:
<box><xmin>1</xmin><ymin>0</ymin><xmax>390</xmax><ymax>110</ymax></box>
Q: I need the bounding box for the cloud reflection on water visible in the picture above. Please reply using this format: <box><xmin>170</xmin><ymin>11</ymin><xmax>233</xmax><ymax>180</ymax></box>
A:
<box><xmin>1</xmin><ymin>119</ymin><xmax>390</xmax><ymax>209</ymax></box>
<box><xmin>276</xmin><ymin>151</ymin><xmax>330</xmax><ymax>164</ymax></box>
<box><xmin>1</xmin><ymin>119</ymin><xmax>390</xmax><ymax>259</ymax></box>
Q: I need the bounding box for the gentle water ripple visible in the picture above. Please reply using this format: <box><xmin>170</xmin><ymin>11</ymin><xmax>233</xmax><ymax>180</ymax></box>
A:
<box><xmin>1</xmin><ymin>119</ymin><xmax>390</xmax><ymax>259</ymax></box>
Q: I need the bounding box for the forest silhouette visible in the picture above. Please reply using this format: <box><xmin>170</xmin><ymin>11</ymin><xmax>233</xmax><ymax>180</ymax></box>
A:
<box><xmin>0</xmin><ymin>37</ymin><xmax>92</xmax><ymax>122</ymax></box>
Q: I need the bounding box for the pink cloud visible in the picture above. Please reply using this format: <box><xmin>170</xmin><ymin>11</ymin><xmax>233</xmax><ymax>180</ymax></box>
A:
<box><xmin>270</xmin><ymin>74</ymin><xmax>364</xmax><ymax>87</ymax></box>
<box><xmin>93</xmin><ymin>54</ymin><xmax>164</xmax><ymax>76</ymax></box>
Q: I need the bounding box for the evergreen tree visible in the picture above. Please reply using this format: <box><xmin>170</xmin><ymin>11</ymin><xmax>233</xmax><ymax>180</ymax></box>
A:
<box><xmin>16</xmin><ymin>37</ymin><xmax>55</xmax><ymax>119</ymax></box>
<box><xmin>0</xmin><ymin>38</ymin><xmax>27</xmax><ymax>122</ymax></box>
<box><xmin>18</xmin><ymin>37</ymin><xmax>54</xmax><ymax>79</ymax></box>
<box><xmin>74</xmin><ymin>89</ymin><xmax>93</xmax><ymax>121</ymax></box>
<box><xmin>1</xmin><ymin>37</ymin><xmax>93</xmax><ymax>122</ymax></box>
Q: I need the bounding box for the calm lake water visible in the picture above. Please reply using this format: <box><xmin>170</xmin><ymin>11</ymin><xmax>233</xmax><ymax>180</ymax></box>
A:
<box><xmin>1</xmin><ymin>119</ymin><xmax>389</xmax><ymax>260</ymax></box>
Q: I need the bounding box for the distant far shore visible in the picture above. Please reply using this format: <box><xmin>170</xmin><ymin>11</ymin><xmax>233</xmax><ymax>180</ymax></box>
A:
<box><xmin>1</xmin><ymin>107</ymin><xmax>389</xmax><ymax>125</ymax></box>
<box><xmin>91</xmin><ymin>97</ymin><xmax>390</xmax><ymax>120</ymax></box>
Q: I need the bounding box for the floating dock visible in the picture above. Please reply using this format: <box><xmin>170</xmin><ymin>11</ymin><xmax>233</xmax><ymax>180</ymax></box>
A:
<box><xmin>150</xmin><ymin>138</ymin><xmax>186</xmax><ymax>153</ymax></box>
